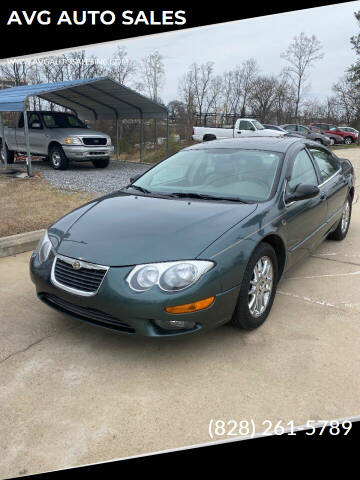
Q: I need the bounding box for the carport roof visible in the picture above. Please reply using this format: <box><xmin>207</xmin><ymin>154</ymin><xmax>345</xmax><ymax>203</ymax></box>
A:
<box><xmin>0</xmin><ymin>77</ymin><xmax>168</xmax><ymax>120</ymax></box>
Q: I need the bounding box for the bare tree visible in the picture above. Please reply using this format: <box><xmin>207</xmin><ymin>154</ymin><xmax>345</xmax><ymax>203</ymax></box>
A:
<box><xmin>107</xmin><ymin>46</ymin><xmax>137</xmax><ymax>86</ymax></box>
<box><xmin>189</xmin><ymin>62</ymin><xmax>214</xmax><ymax>118</ymax></box>
<box><xmin>281</xmin><ymin>32</ymin><xmax>323</xmax><ymax>121</ymax></box>
<box><xmin>178</xmin><ymin>70</ymin><xmax>195</xmax><ymax>138</ymax></box>
<box><xmin>67</xmin><ymin>51</ymin><xmax>104</xmax><ymax>80</ymax></box>
<box><xmin>249</xmin><ymin>75</ymin><xmax>278</xmax><ymax>123</ymax></box>
<box><xmin>0</xmin><ymin>61</ymin><xmax>33</xmax><ymax>85</ymax></box>
<box><xmin>238</xmin><ymin>59</ymin><xmax>259</xmax><ymax>116</ymax></box>
<box><xmin>139</xmin><ymin>51</ymin><xmax>165</xmax><ymax>102</ymax></box>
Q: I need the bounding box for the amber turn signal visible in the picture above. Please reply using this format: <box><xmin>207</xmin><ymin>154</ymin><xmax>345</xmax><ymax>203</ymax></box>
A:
<box><xmin>165</xmin><ymin>296</ymin><xmax>215</xmax><ymax>314</ymax></box>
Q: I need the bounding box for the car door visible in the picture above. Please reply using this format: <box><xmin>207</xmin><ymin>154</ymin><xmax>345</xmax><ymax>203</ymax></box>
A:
<box><xmin>235</xmin><ymin>120</ymin><xmax>256</xmax><ymax>137</ymax></box>
<box><xmin>307</xmin><ymin>146</ymin><xmax>348</xmax><ymax>231</ymax></box>
<box><xmin>15</xmin><ymin>113</ymin><xmax>45</xmax><ymax>154</ymax></box>
<box><xmin>283</xmin><ymin>148</ymin><xmax>327</xmax><ymax>266</ymax></box>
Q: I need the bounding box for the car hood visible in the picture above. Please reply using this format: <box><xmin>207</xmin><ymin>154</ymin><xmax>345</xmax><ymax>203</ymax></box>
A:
<box><xmin>261</xmin><ymin>129</ymin><xmax>284</xmax><ymax>136</ymax></box>
<box><xmin>51</xmin><ymin>128</ymin><xmax>110</xmax><ymax>138</ymax></box>
<box><xmin>54</xmin><ymin>192</ymin><xmax>257</xmax><ymax>266</ymax></box>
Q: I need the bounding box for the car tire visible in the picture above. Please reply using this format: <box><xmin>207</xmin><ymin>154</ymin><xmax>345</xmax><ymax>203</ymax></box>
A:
<box><xmin>0</xmin><ymin>142</ymin><xmax>15</xmax><ymax>164</ymax></box>
<box><xmin>329</xmin><ymin>138</ymin><xmax>335</xmax><ymax>146</ymax></box>
<box><xmin>315</xmin><ymin>138</ymin><xmax>323</xmax><ymax>145</ymax></box>
<box><xmin>231</xmin><ymin>242</ymin><xmax>278</xmax><ymax>330</ymax></box>
<box><xmin>49</xmin><ymin>145</ymin><xmax>68</xmax><ymax>170</ymax></box>
<box><xmin>344</xmin><ymin>137</ymin><xmax>353</xmax><ymax>145</ymax></box>
<box><xmin>92</xmin><ymin>158</ymin><xmax>110</xmax><ymax>168</ymax></box>
<box><xmin>203</xmin><ymin>134</ymin><xmax>216</xmax><ymax>142</ymax></box>
<box><xmin>328</xmin><ymin>196</ymin><xmax>352</xmax><ymax>241</ymax></box>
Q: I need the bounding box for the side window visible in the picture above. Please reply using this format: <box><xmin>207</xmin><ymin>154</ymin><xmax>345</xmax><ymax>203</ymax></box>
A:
<box><xmin>298</xmin><ymin>126</ymin><xmax>308</xmax><ymax>134</ymax></box>
<box><xmin>28</xmin><ymin>113</ymin><xmax>42</xmax><ymax>128</ymax></box>
<box><xmin>309</xmin><ymin>148</ymin><xmax>340</xmax><ymax>183</ymax></box>
<box><xmin>239</xmin><ymin>120</ymin><xmax>253</xmax><ymax>130</ymax></box>
<box><xmin>288</xmin><ymin>150</ymin><xmax>318</xmax><ymax>191</ymax></box>
<box><xmin>285</xmin><ymin>125</ymin><xmax>297</xmax><ymax>132</ymax></box>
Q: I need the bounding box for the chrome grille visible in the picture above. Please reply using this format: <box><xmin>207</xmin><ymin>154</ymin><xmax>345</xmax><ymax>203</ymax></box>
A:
<box><xmin>82</xmin><ymin>137</ymin><xmax>107</xmax><ymax>146</ymax></box>
<box><xmin>52</xmin><ymin>255</ymin><xmax>108</xmax><ymax>296</ymax></box>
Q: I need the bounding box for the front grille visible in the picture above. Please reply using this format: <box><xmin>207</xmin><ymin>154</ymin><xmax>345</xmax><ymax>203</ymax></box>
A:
<box><xmin>41</xmin><ymin>294</ymin><xmax>135</xmax><ymax>333</ymax></box>
<box><xmin>82</xmin><ymin>137</ymin><xmax>107</xmax><ymax>146</ymax></box>
<box><xmin>54</xmin><ymin>257</ymin><xmax>107</xmax><ymax>293</ymax></box>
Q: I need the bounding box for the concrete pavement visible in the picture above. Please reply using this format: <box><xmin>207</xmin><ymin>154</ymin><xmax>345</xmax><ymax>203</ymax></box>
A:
<box><xmin>0</xmin><ymin>148</ymin><xmax>359</xmax><ymax>478</ymax></box>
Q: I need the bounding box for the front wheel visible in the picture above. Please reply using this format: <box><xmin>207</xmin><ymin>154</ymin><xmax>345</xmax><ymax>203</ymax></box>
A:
<box><xmin>344</xmin><ymin>137</ymin><xmax>353</xmax><ymax>145</ymax></box>
<box><xmin>231</xmin><ymin>243</ymin><xmax>278</xmax><ymax>330</ymax></box>
<box><xmin>328</xmin><ymin>196</ymin><xmax>352</xmax><ymax>241</ymax></box>
<box><xmin>92</xmin><ymin>158</ymin><xmax>110</xmax><ymax>168</ymax></box>
<box><xmin>315</xmin><ymin>138</ymin><xmax>323</xmax><ymax>145</ymax></box>
<box><xmin>50</xmin><ymin>145</ymin><xmax>68</xmax><ymax>170</ymax></box>
<box><xmin>0</xmin><ymin>142</ymin><xmax>15</xmax><ymax>164</ymax></box>
<box><xmin>329</xmin><ymin>138</ymin><xmax>335</xmax><ymax>146</ymax></box>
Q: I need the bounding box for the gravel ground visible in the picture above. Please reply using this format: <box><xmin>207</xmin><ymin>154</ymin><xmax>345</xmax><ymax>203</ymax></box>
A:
<box><xmin>13</xmin><ymin>159</ymin><xmax>151</xmax><ymax>194</ymax></box>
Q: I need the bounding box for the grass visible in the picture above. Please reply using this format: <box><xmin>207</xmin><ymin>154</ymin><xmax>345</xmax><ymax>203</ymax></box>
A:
<box><xmin>120</xmin><ymin>139</ymin><xmax>197</xmax><ymax>164</ymax></box>
<box><xmin>0</xmin><ymin>176</ymin><xmax>97</xmax><ymax>238</ymax></box>
<box><xmin>330</xmin><ymin>143</ymin><xmax>360</xmax><ymax>150</ymax></box>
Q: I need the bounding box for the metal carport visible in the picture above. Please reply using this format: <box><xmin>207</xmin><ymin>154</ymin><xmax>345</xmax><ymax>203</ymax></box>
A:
<box><xmin>0</xmin><ymin>77</ymin><xmax>169</xmax><ymax>176</ymax></box>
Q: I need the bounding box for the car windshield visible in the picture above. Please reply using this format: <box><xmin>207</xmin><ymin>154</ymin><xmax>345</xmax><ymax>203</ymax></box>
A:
<box><xmin>253</xmin><ymin>120</ymin><xmax>265</xmax><ymax>130</ymax></box>
<box><xmin>131</xmin><ymin>148</ymin><xmax>283</xmax><ymax>203</ymax></box>
<box><xmin>41</xmin><ymin>113</ymin><xmax>87</xmax><ymax>129</ymax></box>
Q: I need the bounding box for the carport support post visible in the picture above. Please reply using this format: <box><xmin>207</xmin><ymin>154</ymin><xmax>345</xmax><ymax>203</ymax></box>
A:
<box><xmin>23</xmin><ymin>110</ymin><xmax>33</xmax><ymax>177</ymax></box>
<box><xmin>140</xmin><ymin>114</ymin><xmax>144</xmax><ymax>163</ymax></box>
<box><xmin>166</xmin><ymin>113</ymin><xmax>169</xmax><ymax>157</ymax></box>
<box><xmin>115</xmin><ymin>117</ymin><xmax>119</xmax><ymax>161</ymax></box>
<box><xmin>0</xmin><ymin>112</ymin><xmax>8</xmax><ymax>170</ymax></box>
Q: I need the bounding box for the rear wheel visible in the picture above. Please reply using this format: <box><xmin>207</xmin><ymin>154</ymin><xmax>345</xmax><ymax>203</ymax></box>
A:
<box><xmin>203</xmin><ymin>134</ymin><xmax>216</xmax><ymax>142</ymax></box>
<box><xmin>92</xmin><ymin>158</ymin><xmax>110</xmax><ymax>168</ymax></box>
<box><xmin>231</xmin><ymin>243</ymin><xmax>278</xmax><ymax>330</ymax></box>
<box><xmin>49</xmin><ymin>145</ymin><xmax>68</xmax><ymax>170</ymax></box>
<box><xmin>328</xmin><ymin>196</ymin><xmax>352</xmax><ymax>241</ymax></box>
<box><xmin>344</xmin><ymin>136</ymin><xmax>353</xmax><ymax>145</ymax></box>
<box><xmin>0</xmin><ymin>142</ymin><xmax>15</xmax><ymax>164</ymax></box>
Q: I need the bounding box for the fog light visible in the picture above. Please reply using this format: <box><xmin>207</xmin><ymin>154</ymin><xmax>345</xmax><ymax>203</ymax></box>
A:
<box><xmin>154</xmin><ymin>319</ymin><xmax>196</xmax><ymax>330</ymax></box>
<box><xmin>165</xmin><ymin>296</ymin><xmax>215</xmax><ymax>314</ymax></box>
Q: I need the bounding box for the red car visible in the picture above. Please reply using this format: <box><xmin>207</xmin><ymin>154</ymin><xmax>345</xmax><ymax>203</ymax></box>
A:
<box><xmin>310</xmin><ymin>123</ymin><xmax>358</xmax><ymax>144</ymax></box>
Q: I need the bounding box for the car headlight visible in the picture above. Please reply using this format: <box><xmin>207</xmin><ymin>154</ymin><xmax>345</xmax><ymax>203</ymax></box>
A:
<box><xmin>34</xmin><ymin>230</ymin><xmax>53</xmax><ymax>264</ymax></box>
<box><xmin>126</xmin><ymin>260</ymin><xmax>214</xmax><ymax>292</ymax></box>
<box><xmin>106</xmin><ymin>137</ymin><xmax>112</xmax><ymax>146</ymax></box>
<box><xmin>64</xmin><ymin>136</ymin><xmax>82</xmax><ymax>145</ymax></box>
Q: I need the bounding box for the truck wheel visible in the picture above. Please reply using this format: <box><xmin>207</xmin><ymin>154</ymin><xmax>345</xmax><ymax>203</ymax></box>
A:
<box><xmin>50</xmin><ymin>145</ymin><xmax>68</xmax><ymax>170</ymax></box>
<box><xmin>344</xmin><ymin>137</ymin><xmax>353</xmax><ymax>145</ymax></box>
<box><xmin>92</xmin><ymin>158</ymin><xmax>110</xmax><ymax>168</ymax></box>
<box><xmin>203</xmin><ymin>134</ymin><xmax>216</xmax><ymax>142</ymax></box>
<box><xmin>0</xmin><ymin>142</ymin><xmax>15</xmax><ymax>164</ymax></box>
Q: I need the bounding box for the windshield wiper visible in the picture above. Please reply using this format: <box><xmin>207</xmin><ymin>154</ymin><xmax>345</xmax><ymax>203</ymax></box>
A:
<box><xmin>169</xmin><ymin>192</ymin><xmax>248</xmax><ymax>203</ymax></box>
<box><xmin>126</xmin><ymin>185</ymin><xmax>152</xmax><ymax>194</ymax></box>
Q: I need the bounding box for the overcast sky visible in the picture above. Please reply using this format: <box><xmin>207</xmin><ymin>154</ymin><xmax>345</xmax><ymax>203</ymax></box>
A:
<box><xmin>85</xmin><ymin>2</ymin><xmax>359</xmax><ymax>103</ymax></box>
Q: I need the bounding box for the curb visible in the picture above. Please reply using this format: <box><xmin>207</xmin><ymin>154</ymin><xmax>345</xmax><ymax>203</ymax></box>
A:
<box><xmin>0</xmin><ymin>229</ymin><xmax>44</xmax><ymax>258</ymax></box>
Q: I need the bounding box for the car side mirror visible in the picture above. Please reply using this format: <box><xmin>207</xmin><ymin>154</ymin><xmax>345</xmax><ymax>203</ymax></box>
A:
<box><xmin>31</xmin><ymin>122</ymin><xmax>42</xmax><ymax>129</ymax></box>
<box><xmin>130</xmin><ymin>174</ymin><xmax>142</xmax><ymax>183</ymax></box>
<box><xmin>285</xmin><ymin>183</ymin><xmax>320</xmax><ymax>203</ymax></box>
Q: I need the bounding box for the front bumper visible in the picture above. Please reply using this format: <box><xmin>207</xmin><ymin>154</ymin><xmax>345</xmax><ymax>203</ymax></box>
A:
<box><xmin>30</xmin><ymin>253</ymin><xmax>240</xmax><ymax>338</ymax></box>
<box><xmin>62</xmin><ymin>145</ymin><xmax>114</xmax><ymax>161</ymax></box>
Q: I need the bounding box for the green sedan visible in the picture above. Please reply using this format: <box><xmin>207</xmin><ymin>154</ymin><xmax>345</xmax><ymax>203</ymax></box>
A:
<box><xmin>30</xmin><ymin>137</ymin><xmax>355</xmax><ymax>337</ymax></box>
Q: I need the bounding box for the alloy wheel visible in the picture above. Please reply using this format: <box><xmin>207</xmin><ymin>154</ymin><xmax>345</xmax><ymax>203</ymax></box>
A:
<box><xmin>248</xmin><ymin>256</ymin><xmax>274</xmax><ymax>318</ymax></box>
<box><xmin>341</xmin><ymin>200</ymin><xmax>350</xmax><ymax>234</ymax></box>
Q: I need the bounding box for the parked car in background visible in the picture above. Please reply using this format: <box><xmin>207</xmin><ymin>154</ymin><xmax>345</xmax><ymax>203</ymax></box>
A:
<box><xmin>192</xmin><ymin>118</ymin><xmax>283</xmax><ymax>142</ymax></box>
<box><xmin>0</xmin><ymin>111</ymin><xmax>114</xmax><ymax>170</ymax></box>
<box><xmin>280</xmin><ymin>124</ymin><xmax>331</xmax><ymax>146</ymax></box>
<box><xmin>309</xmin><ymin>123</ymin><xmax>358</xmax><ymax>144</ymax></box>
<box><xmin>308</xmin><ymin>126</ymin><xmax>343</xmax><ymax>146</ymax></box>
<box><xmin>262</xmin><ymin>124</ymin><xmax>287</xmax><ymax>132</ymax></box>
<box><xmin>338</xmin><ymin>126</ymin><xmax>359</xmax><ymax>137</ymax></box>
<box><xmin>30</xmin><ymin>136</ymin><xmax>355</xmax><ymax>337</ymax></box>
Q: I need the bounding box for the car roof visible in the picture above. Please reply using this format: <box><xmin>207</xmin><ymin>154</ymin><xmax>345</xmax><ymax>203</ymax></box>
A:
<box><xmin>185</xmin><ymin>136</ymin><xmax>312</xmax><ymax>153</ymax></box>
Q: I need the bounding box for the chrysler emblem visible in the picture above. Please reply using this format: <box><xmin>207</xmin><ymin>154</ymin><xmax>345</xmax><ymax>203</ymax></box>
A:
<box><xmin>72</xmin><ymin>261</ymin><xmax>81</xmax><ymax>270</ymax></box>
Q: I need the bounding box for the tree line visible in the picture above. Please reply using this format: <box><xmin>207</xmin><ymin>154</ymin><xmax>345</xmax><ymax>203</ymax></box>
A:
<box><xmin>1</xmin><ymin>13</ymin><xmax>359</xmax><ymax>143</ymax></box>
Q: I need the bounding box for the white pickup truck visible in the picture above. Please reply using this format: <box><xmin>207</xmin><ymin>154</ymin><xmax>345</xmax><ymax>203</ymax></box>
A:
<box><xmin>192</xmin><ymin>118</ymin><xmax>284</xmax><ymax>142</ymax></box>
